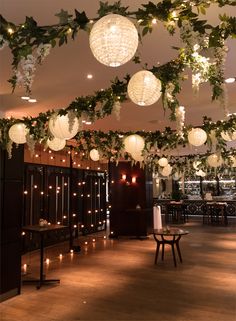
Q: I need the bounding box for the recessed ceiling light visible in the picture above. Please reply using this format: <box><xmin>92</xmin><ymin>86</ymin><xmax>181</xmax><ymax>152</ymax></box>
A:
<box><xmin>225</xmin><ymin>77</ymin><xmax>236</xmax><ymax>84</ymax></box>
<box><xmin>87</xmin><ymin>74</ymin><xmax>93</xmax><ymax>79</ymax></box>
<box><xmin>28</xmin><ymin>98</ymin><xmax>37</xmax><ymax>103</ymax></box>
<box><xmin>85</xmin><ymin>121</ymin><xmax>92</xmax><ymax>125</ymax></box>
<box><xmin>21</xmin><ymin>96</ymin><xmax>30</xmax><ymax>100</ymax></box>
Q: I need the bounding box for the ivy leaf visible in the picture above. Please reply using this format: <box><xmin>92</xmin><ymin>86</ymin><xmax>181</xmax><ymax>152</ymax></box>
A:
<box><xmin>132</xmin><ymin>55</ymin><xmax>141</xmax><ymax>64</ymax></box>
<box><xmin>55</xmin><ymin>9</ymin><xmax>73</xmax><ymax>25</ymax></box>
<box><xmin>74</xmin><ymin>10</ymin><xmax>89</xmax><ymax>30</ymax></box>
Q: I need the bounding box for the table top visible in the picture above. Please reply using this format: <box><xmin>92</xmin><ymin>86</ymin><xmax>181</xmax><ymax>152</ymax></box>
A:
<box><xmin>22</xmin><ymin>224</ymin><xmax>67</xmax><ymax>233</ymax></box>
<box><xmin>153</xmin><ymin>228</ymin><xmax>189</xmax><ymax>236</ymax></box>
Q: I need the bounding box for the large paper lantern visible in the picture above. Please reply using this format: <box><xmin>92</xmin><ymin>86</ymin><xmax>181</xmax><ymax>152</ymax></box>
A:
<box><xmin>188</xmin><ymin>128</ymin><xmax>207</xmax><ymax>146</ymax></box>
<box><xmin>158</xmin><ymin>157</ymin><xmax>168</xmax><ymax>167</ymax></box>
<box><xmin>89</xmin><ymin>14</ymin><xmax>138</xmax><ymax>67</ymax></box>
<box><xmin>47</xmin><ymin>137</ymin><xmax>66</xmax><ymax>151</ymax></box>
<box><xmin>128</xmin><ymin>70</ymin><xmax>162</xmax><ymax>106</ymax></box>
<box><xmin>160</xmin><ymin>164</ymin><xmax>172</xmax><ymax>177</ymax></box>
<box><xmin>221</xmin><ymin>130</ymin><xmax>236</xmax><ymax>142</ymax></box>
<box><xmin>124</xmin><ymin>134</ymin><xmax>145</xmax><ymax>155</ymax></box>
<box><xmin>207</xmin><ymin>154</ymin><xmax>223</xmax><ymax>167</ymax></box>
<box><xmin>49</xmin><ymin>114</ymin><xmax>79</xmax><ymax>139</ymax></box>
<box><xmin>9</xmin><ymin>123</ymin><xmax>28</xmax><ymax>144</ymax></box>
<box><xmin>90</xmin><ymin>149</ymin><xmax>100</xmax><ymax>161</ymax></box>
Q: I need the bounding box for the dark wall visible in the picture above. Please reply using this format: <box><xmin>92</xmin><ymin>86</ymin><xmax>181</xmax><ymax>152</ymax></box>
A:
<box><xmin>0</xmin><ymin>146</ymin><xmax>24</xmax><ymax>301</ymax></box>
<box><xmin>109</xmin><ymin>162</ymin><xmax>153</xmax><ymax>236</ymax></box>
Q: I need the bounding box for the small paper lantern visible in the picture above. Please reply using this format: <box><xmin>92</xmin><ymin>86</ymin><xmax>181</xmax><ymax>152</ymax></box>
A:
<box><xmin>47</xmin><ymin>137</ymin><xmax>66</xmax><ymax>151</ymax></box>
<box><xmin>193</xmin><ymin>160</ymin><xmax>201</xmax><ymax>170</ymax></box>
<box><xmin>160</xmin><ymin>164</ymin><xmax>172</xmax><ymax>177</ymax></box>
<box><xmin>188</xmin><ymin>128</ymin><xmax>207</xmax><ymax>146</ymax></box>
<box><xmin>207</xmin><ymin>154</ymin><xmax>223</xmax><ymax>168</ymax></box>
<box><xmin>173</xmin><ymin>172</ymin><xmax>182</xmax><ymax>180</ymax></box>
<box><xmin>89</xmin><ymin>14</ymin><xmax>138</xmax><ymax>67</ymax></box>
<box><xmin>158</xmin><ymin>157</ymin><xmax>168</xmax><ymax>167</ymax></box>
<box><xmin>9</xmin><ymin>123</ymin><xmax>28</xmax><ymax>144</ymax></box>
<box><xmin>124</xmin><ymin>134</ymin><xmax>145</xmax><ymax>155</ymax></box>
<box><xmin>49</xmin><ymin>114</ymin><xmax>79</xmax><ymax>139</ymax></box>
<box><xmin>128</xmin><ymin>70</ymin><xmax>162</xmax><ymax>106</ymax></box>
<box><xmin>196</xmin><ymin>169</ymin><xmax>206</xmax><ymax>177</ymax></box>
<box><xmin>221</xmin><ymin>130</ymin><xmax>236</xmax><ymax>142</ymax></box>
<box><xmin>90</xmin><ymin>149</ymin><xmax>100</xmax><ymax>161</ymax></box>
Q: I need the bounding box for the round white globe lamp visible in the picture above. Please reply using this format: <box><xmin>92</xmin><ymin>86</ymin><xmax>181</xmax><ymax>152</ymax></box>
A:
<box><xmin>207</xmin><ymin>154</ymin><xmax>223</xmax><ymax>168</ymax></box>
<box><xmin>124</xmin><ymin>134</ymin><xmax>145</xmax><ymax>155</ymax></box>
<box><xmin>90</xmin><ymin>149</ymin><xmax>100</xmax><ymax>161</ymax></box>
<box><xmin>47</xmin><ymin>137</ymin><xmax>66</xmax><ymax>151</ymax></box>
<box><xmin>128</xmin><ymin>70</ymin><xmax>162</xmax><ymax>106</ymax></box>
<box><xmin>9</xmin><ymin>123</ymin><xmax>28</xmax><ymax>144</ymax></box>
<box><xmin>188</xmin><ymin>128</ymin><xmax>207</xmax><ymax>146</ymax></box>
<box><xmin>89</xmin><ymin>14</ymin><xmax>138</xmax><ymax>67</ymax></box>
<box><xmin>158</xmin><ymin>157</ymin><xmax>168</xmax><ymax>167</ymax></box>
<box><xmin>160</xmin><ymin>164</ymin><xmax>172</xmax><ymax>177</ymax></box>
<box><xmin>49</xmin><ymin>114</ymin><xmax>79</xmax><ymax>139</ymax></box>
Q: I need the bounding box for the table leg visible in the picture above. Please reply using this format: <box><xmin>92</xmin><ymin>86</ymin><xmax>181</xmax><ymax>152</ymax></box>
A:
<box><xmin>38</xmin><ymin>234</ymin><xmax>44</xmax><ymax>289</ymax></box>
<box><xmin>155</xmin><ymin>242</ymin><xmax>160</xmax><ymax>264</ymax></box>
<box><xmin>161</xmin><ymin>243</ymin><xmax>165</xmax><ymax>260</ymax></box>
<box><xmin>175</xmin><ymin>236</ymin><xmax>182</xmax><ymax>263</ymax></box>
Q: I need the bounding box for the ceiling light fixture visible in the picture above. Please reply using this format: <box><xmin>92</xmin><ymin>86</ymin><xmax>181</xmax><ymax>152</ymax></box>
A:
<box><xmin>87</xmin><ymin>74</ymin><xmax>93</xmax><ymax>79</ymax></box>
<box><xmin>21</xmin><ymin>96</ymin><xmax>30</xmax><ymax>100</ymax></box>
<box><xmin>225</xmin><ymin>77</ymin><xmax>236</xmax><ymax>84</ymax></box>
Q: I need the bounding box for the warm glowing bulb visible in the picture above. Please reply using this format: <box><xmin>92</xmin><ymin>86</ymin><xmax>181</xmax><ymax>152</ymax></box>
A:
<box><xmin>46</xmin><ymin>258</ymin><xmax>50</xmax><ymax>264</ymax></box>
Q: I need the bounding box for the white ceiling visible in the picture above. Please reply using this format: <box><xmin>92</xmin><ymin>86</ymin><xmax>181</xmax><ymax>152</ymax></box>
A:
<box><xmin>0</xmin><ymin>0</ymin><xmax>236</xmax><ymax>133</ymax></box>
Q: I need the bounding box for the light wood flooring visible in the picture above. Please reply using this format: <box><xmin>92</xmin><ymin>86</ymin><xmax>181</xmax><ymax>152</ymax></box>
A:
<box><xmin>1</xmin><ymin>219</ymin><xmax>236</xmax><ymax>321</ymax></box>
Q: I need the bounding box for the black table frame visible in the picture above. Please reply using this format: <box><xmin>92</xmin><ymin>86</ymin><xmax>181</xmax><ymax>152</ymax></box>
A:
<box><xmin>153</xmin><ymin>228</ymin><xmax>189</xmax><ymax>267</ymax></box>
<box><xmin>22</xmin><ymin>224</ymin><xmax>67</xmax><ymax>289</ymax></box>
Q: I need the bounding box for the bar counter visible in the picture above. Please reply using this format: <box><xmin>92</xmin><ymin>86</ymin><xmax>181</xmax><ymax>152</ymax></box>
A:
<box><xmin>154</xmin><ymin>199</ymin><xmax>236</xmax><ymax>217</ymax></box>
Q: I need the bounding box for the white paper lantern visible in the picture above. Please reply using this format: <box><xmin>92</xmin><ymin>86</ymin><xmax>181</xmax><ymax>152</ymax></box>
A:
<box><xmin>193</xmin><ymin>160</ymin><xmax>201</xmax><ymax>170</ymax></box>
<box><xmin>124</xmin><ymin>134</ymin><xmax>145</xmax><ymax>155</ymax></box>
<box><xmin>221</xmin><ymin>130</ymin><xmax>236</xmax><ymax>142</ymax></box>
<box><xmin>128</xmin><ymin>70</ymin><xmax>162</xmax><ymax>106</ymax></box>
<box><xmin>47</xmin><ymin>137</ymin><xmax>66</xmax><ymax>151</ymax></box>
<box><xmin>160</xmin><ymin>164</ymin><xmax>172</xmax><ymax>177</ymax></box>
<box><xmin>158</xmin><ymin>157</ymin><xmax>168</xmax><ymax>167</ymax></box>
<box><xmin>173</xmin><ymin>172</ymin><xmax>182</xmax><ymax>180</ymax></box>
<box><xmin>207</xmin><ymin>154</ymin><xmax>223</xmax><ymax>168</ymax></box>
<box><xmin>188</xmin><ymin>128</ymin><xmax>207</xmax><ymax>146</ymax></box>
<box><xmin>49</xmin><ymin>114</ymin><xmax>79</xmax><ymax>139</ymax></box>
<box><xmin>8</xmin><ymin>123</ymin><xmax>28</xmax><ymax>144</ymax></box>
<box><xmin>90</xmin><ymin>149</ymin><xmax>100</xmax><ymax>161</ymax></box>
<box><xmin>89</xmin><ymin>14</ymin><xmax>138</xmax><ymax>67</ymax></box>
<box><xmin>196</xmin><ymin>169</ymin><xmax>206</xmax><ymax>177</ymax></box>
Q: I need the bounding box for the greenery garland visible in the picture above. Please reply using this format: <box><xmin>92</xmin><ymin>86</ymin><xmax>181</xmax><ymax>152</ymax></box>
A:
<box><xmin>0</xmin><ymin>0</ymin><xmax>236</xmax><ymax>171</ymax></box>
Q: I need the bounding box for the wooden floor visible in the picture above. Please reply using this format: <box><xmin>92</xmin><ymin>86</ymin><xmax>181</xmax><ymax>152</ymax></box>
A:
<box><xmin>1</xmin><ymin>219</ymin><xmax>236</xmax><ymax>321</ymax></box>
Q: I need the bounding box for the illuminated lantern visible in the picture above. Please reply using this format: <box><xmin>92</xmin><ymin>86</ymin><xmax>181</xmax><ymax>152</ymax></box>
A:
<box><xmin>124</xmin><ymin>134</ymin><xmax>145</xmax><ymax>155</ymax></box>
<box><xmin>49</xmin><ymin>113</ymin><xmax>79</xmax><ymax>139</ymax></box>
<box><xmin>207</xmin><ymin>154</ymin><xmax>223</xmax><ymax>167</ymax></box>
<box><xmin>90</xmin><ymin>149</ymin><xmax>100</xmax><ymax>161</ymax></box>
<box><xmin>173</xmin><ymin>172</ymin><xmax>182</xmax><ymax>180</ymax></box>
<box><xmin>8</xmin><ymin>123</ymin><xmax>28</xmax><ymax>144</ymax></box>
<box><xmin>158</xmin><ymin>157</ymin><xmax>168</xmax><ymax>167</ymax></box>
<box><xmin>221</xmin><ymin>130</ymin><xmax>236</xmax><ymax>142</ymax></box>
<box><xmin>188</xmin><ymin>128</ymin><xmax>207</xmax><ymax>146</ymax></box>
<box><xmin>128</xmin><ymin>70</ymin><xmax>162</xmax><ymax>106</ymax></box>
<box><xmin>47</xmin><ymin>137</ymin><xmax>66</xmax><ymax>151</ymax></box>
<box><xmin>89</xmin><ymin>14</ymin><xmax>138</xmax><ymax>67</ymax></box>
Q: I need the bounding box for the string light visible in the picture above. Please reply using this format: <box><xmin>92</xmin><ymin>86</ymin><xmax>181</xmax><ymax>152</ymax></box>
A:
<box><xmin>46</xmin><ymin>258</ymin><xmax>50</xmax><ymax>264</ymax></box>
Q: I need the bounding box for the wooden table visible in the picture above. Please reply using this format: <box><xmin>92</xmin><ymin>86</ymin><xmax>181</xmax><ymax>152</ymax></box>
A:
<box><xmin>22</xmin><ymin>224</ymin><xmax>67</xmax><ymax>289</ymax></box>
<box><xmin>153</xmin><ymin>228</ymin><xmax>189</xmax><ymax>267</ymax></box>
